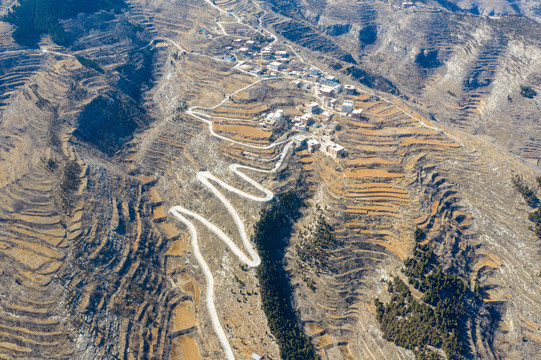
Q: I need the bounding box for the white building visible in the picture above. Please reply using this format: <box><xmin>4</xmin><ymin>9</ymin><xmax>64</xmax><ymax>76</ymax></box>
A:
<box><xmin>273</xmin><ymin>109</ymin><xmax>284</xmax><ymax>122</ymax></box>
<box><xmin>300</xmin><ymin>113</ymin><xmax>313</xmax><ymax>125</ymax></box>
<box><xmin>307</xmin><ymin>102</ymin><xmax>320</xmax><ymax>114</ymax></box>
<box><xmin>341</xmin><ymin>100</ymin><xmax>354</xmax><ymax>113</ymax></box>
<box><xmin>275</xmin><ymin>50</ymin><xmax>288</xmax><ymax>58</ymax></box>
<box><xmin>321</xmin><ymin>111</ymin><xmax>333</xmax><ymax>122</ymax></box>
<box><xmin>327</xmin><ymin>143</ymin><xmax>346</xmax><ymax>159</ymax></box>
<box><xmin>266</xmin><ymin>109</ymin><xmax>284</xmax><ymax>124</ymax></box>
<box><xmin>251</xmin><ymin>354</ymin><xmax>262</xmax><ymax>360</ymax></box>
<box><xmin>307</xmin><ymin>139</ymin><xmax>321</xmax><ymax>152</ymax></box>
<box><xmin>232</xmin><ymin>39</ymin><xmax>244</xmax><ymax>46</ymax></box>
<box><xmin>261</xmin><ymin>50</ymin><xmax>272</xmax><ymax>60</ymax></box>
<box><xmin>326</xmin><ymin>75</ymin><xmax>336</xmax><ymax>82</ymax></box>
<box><xmin>319</xmin><ymin>86</ymin><xmax>335</xmax><ymax>97</ymax></box>
<box><xmin>345</xmin><ymin>85</ymin><xmax>356</xmax><ymax>94</ymax></box>
<box><xmin>269</xmin><ymin>61</ymin><xmax>284</xmax><ymax>71</ymax></box>
<box><xmin>351</xmin><ymin>108</ymin><xmax>363</xmax><ymax>119</ymax></box>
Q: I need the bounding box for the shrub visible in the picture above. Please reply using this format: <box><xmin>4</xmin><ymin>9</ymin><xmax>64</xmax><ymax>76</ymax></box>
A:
<box><xmin>520</xmin><ymin>86</ymin><xmax>537</xmax><ymax>99</ymax></box>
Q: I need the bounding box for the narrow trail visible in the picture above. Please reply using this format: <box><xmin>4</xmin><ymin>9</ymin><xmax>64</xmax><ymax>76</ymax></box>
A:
<box><xmin>40</xmin><ymin>48</ymin><xmax>74</xmax><ymax>58</ymax></box>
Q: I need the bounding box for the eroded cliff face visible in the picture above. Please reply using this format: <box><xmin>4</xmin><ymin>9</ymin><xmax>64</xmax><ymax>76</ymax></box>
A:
<box><xmin>0</xmin><ymin>0</ymin><xmax>540</xmax><ymax>359</ymax></box>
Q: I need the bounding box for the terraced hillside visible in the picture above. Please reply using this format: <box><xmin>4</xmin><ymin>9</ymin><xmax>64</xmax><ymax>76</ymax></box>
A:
<box><xmin>0</xmin><ymin>2</ymin><xmax>195</xmax><ymax>358</ymax></box>
<box><xmin>0</xmin><ymin>0</ymin><xmax>541</xmax><ymax>359</ymax></box>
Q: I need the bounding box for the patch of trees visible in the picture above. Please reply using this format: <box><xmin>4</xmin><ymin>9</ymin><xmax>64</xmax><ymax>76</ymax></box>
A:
<box><xmin>60</xmin><ymin>159</ymin><xmax>83</xmax><ymax>213</ymax></box>
<box><xmin>358</xmin><ymin>25</ymin><xmax>377</xmax><ymax>46</ymax></box>
<box><xmin>344</xmin><ymin>65</ymin><xmax>399</xmax><ymax>95</ymax></box>
<box><xmin>325</xmin><ymin>24</ymin><xmax>351</xmax><ymax>37</ymax></box>
<box><xmin>512</xmin><ymin>175</ymin><xmax>539</xmax><ymax>207</ymax></box>
<box><xmin>375</xmin><ymin>228</ymin><xmax>471</xmax><ymax>360</ymax></box>
<box><xmin>434</xmin><ymin>0</ymin><xmax>462</xmax><ymax>12</ymax></box>
<box><xmin>515</xmin><ymin>176</ymin><xmax>541</xmax><ymax>240</ymax></box>
<box><xmin>3</xmin><ymin>0</ymin><xmax>125</xmax><ymax>47</ymax></box>
<box><xmin>296</xmin><ymin>205</ymin><xmax>339</xmax><ymax>272</ymax></box>
<box><xmin>116</xmin><ymin>48</ymin><xmax>155</xmax><ymax>101</ymax></box>
<box><xmin>520</xmin><ymin>85</ymin><xmax>537</xmax><ymax>99</ymax></box>
<box><xmin>415</xmin><ymin>49</ymin><xmax>441</xmax><ymax>69</ymax></box>
<box><xmin>75</xmin><ymin>55</ymin><xmax>103</xmax><ymax>73</ymax></box>
<box><xmin>73</xmin><ymin>92</ymin><xmax>147</xmax><ymax>156</ymax></box>
<box><xmin>528</xmin><ymin>207</ymin><xmax>541</xmax><ymax>240</ymax></box>
<box><xmin>463</xmin><ymin>69</ymin><xmax>492</xmax><ymax>90</ymax></box>
<box><xmin>253</xmin><ymin>191</ymin><xmax>319</xmax><ymax>360</ymax></box>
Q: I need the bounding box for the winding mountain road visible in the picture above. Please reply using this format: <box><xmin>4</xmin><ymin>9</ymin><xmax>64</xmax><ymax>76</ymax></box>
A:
<box><xmin>169</xmin><ymin>141</ymin><xmax>292</xmax><ymax>360</ymax></box>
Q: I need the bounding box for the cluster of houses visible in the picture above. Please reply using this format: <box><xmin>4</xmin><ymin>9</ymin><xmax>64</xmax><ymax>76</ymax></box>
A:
<box><xmin>293</xmin><ymin>136</ymin><xmax>346</xmax><ymax>159</ymax></box>
<box><xmin>222</xmin><ymin>35</ymin><xmax>370</xmax><ymax>163</ymax></box>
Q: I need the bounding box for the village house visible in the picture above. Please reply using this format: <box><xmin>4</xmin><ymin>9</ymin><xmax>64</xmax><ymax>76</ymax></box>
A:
<box><xmin>275</xmin><ymin>50</ymin><xmax>288</xmax><ymax>58</ymax></box>
<box><xmin>300</xmin><ymin>113</ymin><xmax>314</xmax><ymax>126</ymax></box>
<box><xmin>293</xmin><ymin>136</ymin><xmax>307</xmax><ymax>148</ymax></box>
<box><xmin>309</xmin><ymin>67</ymin><xmax>320</xmax><ymax>77</ymax></box>
<box><xmin>329</xmin><ymin>121</ymin><xmax>340</xmax><ymax>132</ymax></box>
<box><xmin>232</xmin><ymin>38</ymin><xmax>244</xmax><ymax>46</ymax></box>
<box><xmin>321</xmin><ymin>111</ymin><xmax>333</xmax><ymax>122</ymax></box>
<box><xmin>269</xmin><ymin>61</ymin><xmax>284</xmax><ymax>71</ymax></box>
<box><xmin>319</xmin><ymin>86</ymin><xmax>335</xmax><ymax>97</ymax></box>
<box><xmin>402</xmin><ymin>2</ymin><xmax>414</xmax><ymax>9</ymax></box>
<box><xmin>273</xmin><ymin>109</ymin><xmax>284</xmax><ymax>122</ymax></box>
<box><xmin>325</xmin><ymin>75</ymin><xmax>336</xmax><ymax>82</ymax></box>
<box><xmin>307</xmin><ymin>139</ymin><xmax>320</xmax><ymax>152</ymax></box>
<box><xmin>245</xmin><ymin>40</ymin><xmax>256</xmax><ymax>49</ymax></box>
<box><xmin>327</xmin><ymin>143</ymin><xmax>346</xmax><ymax>159</ymax></box>
<box><xmin>266</xmin><ymin>109</ymin><xmax>284</xmax><ymax>125</ymax></box>
<box><xmin>345</xmin><ymin>84</ymin><xmax>356</xmax><ymax>94</ymax></box>
<box><xmin>322</xmin><ymin>125</ymin><xmax>334</xmax><ymax>135</ymax></box>
<box><xmin>328</xmin><ymin>98</ymin><xmax>337</xmax><ymax>108</ymax></box>
<box><xmin>307</xmin><ymin>102</ymin><xmax>321</xmax><ymax>114</ymax></box>
<box><xmin>351</xmin><ymin>108</ymin><xmax>363</xmax><ymax>119</ymax></box>
<box><xmin>261</xmin><ymin>50</ymin><xmax>272</xmax><ymax>60</ymax></box>
<box><xmin>341</xmin><ymin>100</ymin><xmax>354</xmax><ymax>113</ymax></box>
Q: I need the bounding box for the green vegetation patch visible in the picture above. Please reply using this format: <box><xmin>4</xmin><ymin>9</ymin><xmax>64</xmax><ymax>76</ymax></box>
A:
<box><xmin>254</xmin><ymin>191</ymin><xmax>319</xmax><ymax>360</ymax></box>
<box><xmin>296</xmin><ymin>205</ymin><xmax>339</xmax><ymax>272</ymax></box>
<box><xmin>520</xmin><ymin>176</ymin><xmax>541</xmax><ymax>240</ymax></box>
<box><xmin>74</xmin><ymin>55</ymin><xmax>104</xmax><ymax>73</ymax></box>
<box><xmin>512</xmin><ymin>175</ymin><xmax>539</xmax><ymax>208</ymax></box>
<box><xmin>375</xmin><ymin>228</ymin><xmax>471</xmax><ymax>360</ymax></box>
<box><xmin>528</xmin><ymin>207</ymin><xmax>541</xmax><ymax>240</ymax></box>
<box><xmin>3</xmin><ymin>0</ymin><xmax>125</xmax><ymax>47</ymax></box>
<box><xmin>520</xmin><ymin>85</ymin><xmax>537</xmax><ymax>99</ymax></box>
<box><xmin>73</xmin><ymin>92</ymin><xmax>147</xmax><ymax>156</ymax></box>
